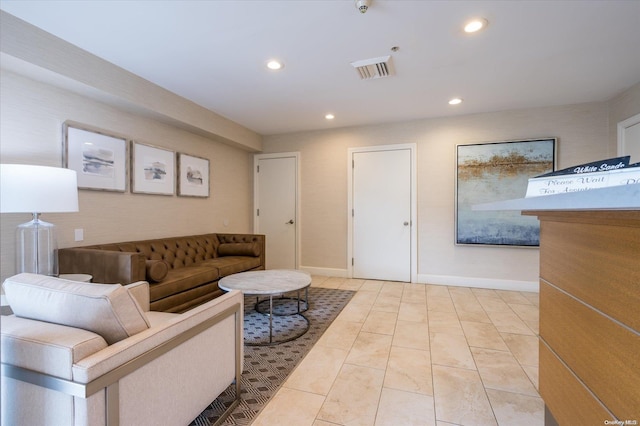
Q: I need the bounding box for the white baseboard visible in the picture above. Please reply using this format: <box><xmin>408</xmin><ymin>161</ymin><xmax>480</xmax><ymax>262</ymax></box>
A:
<box><xmin>417</xmin><ymin>274</ymin><xmax>539</xmax><ymax>293</ymax></box>
<box><xmin>299</xmin><ymin>268</ymin><xmax>538</xmax><ymax>292</ymax></box>
<box><xmin>300</xmin><ymin>266</ymin><xmax>348</xmax><ymax>278</ymax></box>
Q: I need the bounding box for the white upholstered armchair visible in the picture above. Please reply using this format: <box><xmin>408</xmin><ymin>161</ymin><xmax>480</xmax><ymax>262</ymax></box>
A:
<box><xmin>1</xmin><ymin>273</ymin><xmax>243</xmax><ymax>426</ymax></box>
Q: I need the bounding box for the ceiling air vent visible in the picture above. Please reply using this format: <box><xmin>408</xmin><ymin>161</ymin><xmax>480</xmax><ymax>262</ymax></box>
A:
<box><xmin>351</xmin><ymin>55</ymin><xmax>394</xmax><ymax>80</ymax></box>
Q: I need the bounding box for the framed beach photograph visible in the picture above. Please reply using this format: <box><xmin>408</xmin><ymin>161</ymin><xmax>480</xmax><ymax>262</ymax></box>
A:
<box><xmin>177</xmin><ymin>153</ymin><xmax>210</xmax><ymax>197</ymax></box>
<box><xmin>456</xmin><ymin>138</ymin><xmax>556</xmax><ymax>246</ymax></box>
<box><xmin>63</xmin><ymin>122</ymin><xmax>128</xmax><ymax>192</ymax></box>
<box><xmin>131</xmin><ymin>142</ymin><xmax>175</xmax><ymax>195</ymax></box>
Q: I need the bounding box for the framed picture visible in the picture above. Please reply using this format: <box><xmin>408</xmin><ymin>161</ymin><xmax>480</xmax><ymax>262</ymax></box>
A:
<box><xmin>177</xmin><ymin>153</ymin><xmax>210</xmax><ymax>197</ymax></box>
<box><xmin>131</xmin><ymin>142</ymin><xmax>175</xmax><ymax>195</ymax></box>
<box><xmin>63</xmin><ymin>122</ymin><xmax>128</xmax><ymax>192</ymax></box>
<box><xmin>456</xmin><ymin>138</ymin><xmax>556</xmax><ymax>246</ymax></box>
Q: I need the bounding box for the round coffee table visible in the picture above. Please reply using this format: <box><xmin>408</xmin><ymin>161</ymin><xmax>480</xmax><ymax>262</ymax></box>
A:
<box><xmin>219</xmin><ymin>270</ymin><xmax>311</xmax><ymax>345</ymax></box>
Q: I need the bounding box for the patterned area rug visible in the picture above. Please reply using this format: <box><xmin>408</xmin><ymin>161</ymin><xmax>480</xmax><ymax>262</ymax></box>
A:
<box><xmin>191</xmin><ymin>287</ymin><xmax>355</xmax><ymax>426</ymax></box>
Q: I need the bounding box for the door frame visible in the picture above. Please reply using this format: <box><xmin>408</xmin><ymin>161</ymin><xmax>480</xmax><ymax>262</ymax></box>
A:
<box><xmin>253</xmin><ymin>152</ymin><xmax>301</xmax><ymax>269</ymax></box>
<box><xmin>617</xmin><ymin>112</ymin><xmax>640</xmax><ymax>158</ymax></box>
<box><xmin>347</xmin><ymin>144</ymin><xmax>417</xmax><ymax>282</ymax></box>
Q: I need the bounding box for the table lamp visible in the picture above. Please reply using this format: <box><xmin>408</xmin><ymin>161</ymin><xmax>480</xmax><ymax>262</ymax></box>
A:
<box><xmin>0</xmin><ymin>164</ymin><xmax>79</xmax><ymax>276</ymax></box>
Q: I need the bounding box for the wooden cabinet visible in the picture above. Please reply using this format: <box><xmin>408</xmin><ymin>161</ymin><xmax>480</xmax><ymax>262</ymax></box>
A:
<box><xmin>526</xmin><ymin>210</ymin><xmax>640</xmax><ymax>425</ymax></box>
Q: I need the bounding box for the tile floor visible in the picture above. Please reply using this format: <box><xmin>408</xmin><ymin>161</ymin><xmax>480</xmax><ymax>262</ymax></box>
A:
<box><xmin>252</xmin><ymin>276</ymin><xmax>542</xmax><ymax>426</ymax></box>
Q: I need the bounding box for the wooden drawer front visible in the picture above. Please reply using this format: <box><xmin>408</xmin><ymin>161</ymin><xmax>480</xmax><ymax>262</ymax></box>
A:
<box><xmin>540</xmin><ymin>282</ymin><xmax>640</xmax><ymax>419</ymax></box>
<box><xmin>539</xmin><ymin>219</ymin><xmax>640</xmax><ymax>331</ymax></box>
<box><xmin>539</xmin><ymin>341</ymin><xmax>613</xmax><ymax>425</ymax></box>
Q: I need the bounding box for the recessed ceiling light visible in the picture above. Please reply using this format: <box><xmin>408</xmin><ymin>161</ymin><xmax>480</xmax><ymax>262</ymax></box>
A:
<box><xmin>464</xmin><ymin>18</ymin><xmax>488</xmax><ymax>33</ymax></box>
<box><xmin>325</xmin><ymin>113</ymin><xmax>335</xmax><ymax>120</ymax></box>
<box><xmin>266</xmin><ymin>60</ymin><xmax>284</xmax><ymax>70</ymax></box>
<box><xmin>448</xmin><ymin>98</ymin><xmax>463</xmax><ymax>105</ymax></box>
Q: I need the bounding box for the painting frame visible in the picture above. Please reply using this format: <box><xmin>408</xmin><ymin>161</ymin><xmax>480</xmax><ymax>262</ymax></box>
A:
<box><xmin>63</xmin><ymin>121</ymin><xmax>128</xmax><ymax>192</ymax></box>
<box><xmin>177</xmin><ymin>152</ymin><xmax>210</xmax><ymax>198</ymax></box>
<box><xmin>131</xmin><ymin>141</ymin><xmax>175</xmax><ymax>196</ymax></box>
<box><xmin>455</xmin><ymin>138</ymin><xmax>557</xmax><ymax>247</ymax></box>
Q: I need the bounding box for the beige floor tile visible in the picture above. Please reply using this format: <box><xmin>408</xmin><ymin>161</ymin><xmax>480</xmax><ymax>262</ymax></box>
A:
<box><xmin>317</xmin><ymin>320</ymin><xmax>362</xmax><ymax>350</ymax></box>
<box><xmin>336</xmin><ymin>302</ymin><xmax>371</xmax><ymax>323</ymax></box>
<box><xmin>284</xmin><ymin>345</ymin><xmax>349</xmax><ymax>395</ymax></box>
<box><xmin>362</xmin><ymin>310</ymin><xmax>398</xmax><ymax>335</ymax></box>
<box><xmin>522</xmin><ymin>292</ymin><xmax>539</xmax><ymax>307</ymax></box>
<box><xmin>384</xmin><ymin>346</ymin><xmax>433</xmax><ymax>395</ymax></box>
<box><xmin>501</xmin><ymin>333</ymin><xmax>539</xmax><ymax>367</ymax></box>
<box><xmin>252</xmin><ymin>387</ymin><xmax>326</xmax><ymax>426</ymax></box>
<box><xmin>477</xmin><ymin>295</ymin><xmax>512</xmax><ymax>312</ymax></box>
<box><xmin>402</xmin><ymin>284</ymin><xmax>427</xmax><ymax>303</ymax></box>
<box><xmin>345</xmin><ymin>331</ymin><xmax>393</xmax><ymax>370</ymax></box>
<box><xmin>316</xmin><ymin>277</ymin><xmax>344</xmax><ymax>289</ymax></box>
<box><xmin>524</xmin><ymin>319</ymin><xmax>539</xmax><ymax>335</ymax></box>
<box><xmin>522</xmin><ymin>365</ymin><xmax>539</xmax><ymax>390</ymax></box>
<box><xmin>509</xmin><ymin>303</ymin><xmax>539</xmax><ymax>323</ymax></box>
<box><xmin>496</xmin><ymin>290</ymin><xmax>532</xmax><ymax>305</ymax></box>
<box><xmin>317</xmin><ymin>364</ymin><xmax>384</xmax><ymax>426</ymax></box>
<box><xmin>486</xmin><ymin>310</ymin><xmax>536</xmax><ymax>335</ymax></box>
<box><xmin>350</xmin><ymin>290</ymin><xmax>379</xmax><ymax>306</ymax></box>
<box><xmin>398</xmin><ymin>301</ymin><xmax>429</xmax><ymax>322</ymax></box>
<box><xmin>471</xmin><ymin>288</ymin><xmax>500</xmax><ymax>298</ymax></box>
<box><xmin>313</xmin><ymin>421</ymin><xmax>337</xmax><ymax>426</ymax></box>
<box><xmin>361</xmin><ymin>279</ymin><xmax>384</xmax><ymax>292</ymax></box>
<box><xmin>393</xmin><ymin>320</ymin><xmax>430</xmax><ymax>351</ymax></box>
<box><xmin>375</xmin><ymin>388</ymin><xmax>436</xmax><ymax>426</ymax></box>
<box><xmin>426</xmin><ymin>284</ymin><xmax>450</xmax><ymax>297</ymax></box>
<box><xmin>430</xmin><ymin>332</ymin><xmax>476</xmax><ymax>370</ymax></box>
<box><xmin>450</xmin><ymin>290</ymin><xmax>485</xmax><ymax>314</ymax></box>
<box><xmin>427</xmin><ymin>295</ymin><xmax>457</xmax><ymax>313</ymax></box>
<box><xmin>379</xmin><ymin>282</ymin><xmax>405</xmax><ymax>298</ymax></box>
<box><xmin>461</xmin><ymin>321</ymin><xmax>509</xmax><ymax>351</ymax></box>
<box><xmin>372</xmin><ymin>294</ymin><xmax>401</xmax><ymax>313</ymax></box>
<box><xmin>486</xmin><ymin>388</ymin><xmax>544</xmax><ymax>426</ymax></box>
<box><xmin>456</xmin><ymin>309</ymin><xmax>492</xmax><ymax>323</ymax></box>
<box><xmin>432</xmin><ymin>365</ymin><xmax>497</xmax><ymax>426</ymax></box>
<box><xmin>428</xmin><ymin>310</ymin><xmax>464</xmax><ymax>335</ymax></box>
<box><xmin>471</xmin><ymin>347</ymin><xmax>539</xmax><ymax>397</ymax></box>
<box><xmin>339</xmin><ymin>279</ymin><xmax>365</xmax><ymax>291</ymax></box>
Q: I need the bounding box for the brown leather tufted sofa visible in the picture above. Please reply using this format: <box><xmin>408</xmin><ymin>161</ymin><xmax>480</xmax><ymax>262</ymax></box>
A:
<box><xmin>58</xmin><ymin>233</ymin><xmax>265</xmax><ymax>313</ymax></box>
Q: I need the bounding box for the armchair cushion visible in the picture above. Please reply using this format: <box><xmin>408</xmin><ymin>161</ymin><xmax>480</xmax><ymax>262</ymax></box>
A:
<box><xmin>3</xmin><ymin>273</ymin><xmax>150</xmax><ymax>345</ymax></box>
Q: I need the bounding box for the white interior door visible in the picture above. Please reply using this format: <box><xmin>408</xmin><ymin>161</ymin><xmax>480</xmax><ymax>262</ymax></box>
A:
<box><xmin>352</xmin><ymin>148</ymin><xmax>412</xmax><ymax>282</ymax></box>
<box><xmin>254</xmin><ymin>154</ymin><xmax>298</xmax><ymax>270</ymax></box>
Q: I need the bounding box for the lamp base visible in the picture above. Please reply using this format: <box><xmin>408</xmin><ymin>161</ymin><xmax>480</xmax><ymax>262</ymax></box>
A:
<box><xmin>16</xmin><ymin>213</ymin><xmax>58</xmax><ymax>276</ymax></box>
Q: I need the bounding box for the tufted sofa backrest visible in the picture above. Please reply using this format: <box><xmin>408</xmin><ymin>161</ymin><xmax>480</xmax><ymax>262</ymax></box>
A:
<box><xmin>89</xmin><ymin>234</ymin><xmax>221</xmax><ymax>270</ymax></box>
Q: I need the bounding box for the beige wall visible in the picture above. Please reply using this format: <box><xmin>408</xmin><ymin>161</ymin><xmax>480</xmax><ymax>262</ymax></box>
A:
<box><xmin>0</xmin><ymin>69</ymin><xmax>255</xmax><ymax>282</ymax></box>
<box><xmin>262</xmin><ymin>99</ymin><xmax>637</xmax><ymax>290</ymax></box>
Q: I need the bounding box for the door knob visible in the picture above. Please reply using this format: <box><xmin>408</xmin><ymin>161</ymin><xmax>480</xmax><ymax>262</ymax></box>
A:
<box><xmin>403</xmin><ymin>221</ymin><xmax>410</xmax><ymax>226</ymax></box>
<box><xmin>286</xmin><ymin>219</ymin><xmax>294</xmax><ymax>224</ymax></box>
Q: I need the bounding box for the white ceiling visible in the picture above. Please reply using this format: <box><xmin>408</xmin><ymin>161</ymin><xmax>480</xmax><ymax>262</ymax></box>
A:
<box><xmin>1</xmin><ymin>0</ymin><xmax>639</xmax><ymax>136</ymax></box>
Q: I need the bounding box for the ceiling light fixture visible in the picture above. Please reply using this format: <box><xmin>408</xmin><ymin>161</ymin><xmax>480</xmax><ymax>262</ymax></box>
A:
<box><xmin>464</xmin><ymin>18</ymin><xmax>488</xmax><ymax>33</ymax></box>
<box><xmin>448</xmin><ymin>98</ymin><xmax>463</xmax><ymax>105</ymax></box>
<box><xmin>266</xmin><ymin>60</ymin><xmax>283</xmax><ymax>70</ymax></box>
<box><xmin>325</xmin><ymin>113</ymin><xmax>335</xmax><ymax>120</ymax></box>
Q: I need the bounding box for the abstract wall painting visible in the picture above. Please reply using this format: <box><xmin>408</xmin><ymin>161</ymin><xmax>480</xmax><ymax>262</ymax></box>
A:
<box><xmin>63</xmin><ymin>122</ymin><xmax>128</xmax><ymax>192</ymax></box>
<box><xmin>131</xmin><ymin>142</ymin><xmax>175</xmax><ymax>195</ymax></box>
<box><xmin>456</xmin><ymin>138</ymin><xmax>556</xmax><ymax>246</ymax></box>
<box><xmin>177</xmin><ymin>153</ymin><xmax>210</xmax><ymax>197</ymax></box>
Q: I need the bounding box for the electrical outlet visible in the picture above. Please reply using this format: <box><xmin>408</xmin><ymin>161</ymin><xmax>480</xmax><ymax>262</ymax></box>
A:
<box><xmin>74</xmin><ymin>228</ymin><xmax>84</xmax><ymax>242</ymax></box>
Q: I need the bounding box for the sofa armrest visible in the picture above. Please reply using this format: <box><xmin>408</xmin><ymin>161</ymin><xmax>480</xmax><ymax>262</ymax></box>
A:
<box><xmin>58</xmin><ymin>248</ymin><xmax>146</xmax><ymax>284</ymax></box>
<box><xmin>125</xmin><ymin>281</ymin><xmax>150</xmax><ymax>312</ymax></box>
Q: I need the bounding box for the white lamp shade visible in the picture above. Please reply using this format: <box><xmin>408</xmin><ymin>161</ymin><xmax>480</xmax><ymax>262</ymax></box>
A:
<box><xmin>0</xmin><ymin>164</ymin><xmax>79</xmax><ymax>213</ymax></box>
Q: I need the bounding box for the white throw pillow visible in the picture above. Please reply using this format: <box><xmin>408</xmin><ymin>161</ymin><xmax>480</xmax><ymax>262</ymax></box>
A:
<box><xmin>3</xmin><ymin>273</ymin><xmax>150</xmax><ymax>344</ymax></box>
